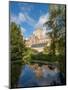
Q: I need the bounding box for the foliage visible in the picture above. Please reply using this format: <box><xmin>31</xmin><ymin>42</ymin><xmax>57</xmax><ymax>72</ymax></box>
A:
<box><xmin>10</xmin><ymin>22</ymin><xmax>25</xmax><ymax>61</ymax></box>
<box><xmin>23</xmin><ymin>48</ymin><xmax>38</xmax><ymax>64</ymax></box>
<box><xmin>31</xmin><ymin>52</ymin><xmax>65</xmax><ymax>73</ymax></box>
<box><xmin>43</xmin><ymin>45</ymin><xmax>50</xmax><ymax>54</ymax></box>
<box><xmin>45</xmin><ymin>4</ymin><xmax>66</xmax><ymax>55</ymax></box>
<box><xmin>57</xmin><ymin>37</ymin><xmax>65</xmax><ymax>55</ymax></box>
<box><xmin>43</xmin><ymin>5</ymin><xmax>66</xmax><ymax>75</ymax></box>
<box><xmin>10</xmin><ymin>22</ymin><xmax>25</xmax><ymax>88</ymax></box>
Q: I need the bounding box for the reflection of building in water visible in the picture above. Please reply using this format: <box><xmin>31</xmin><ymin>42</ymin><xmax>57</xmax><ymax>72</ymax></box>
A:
<box><xmin>25</xmin><ymin>28</ymin><xmax>51</xmax><ymax>52</ymax></box>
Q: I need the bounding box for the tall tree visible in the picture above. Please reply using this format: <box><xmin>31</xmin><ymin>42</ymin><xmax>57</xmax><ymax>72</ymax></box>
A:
<box><xmin>10</xmin><ymin>22</ymin><xmax>25</xmax><ymax>88</ymax></box>
<box><xmin>45</xmin><ymin>4</ymin><xmax>66</xmax><ymax>55</ymax></box>
<box><xmin>10</xmin><ymin>22</ymin><xmax>25</xmax><ymax>61</ymax></box>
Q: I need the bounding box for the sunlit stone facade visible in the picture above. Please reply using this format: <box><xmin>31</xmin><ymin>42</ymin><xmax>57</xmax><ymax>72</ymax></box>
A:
<box><xmin>25</xmin><ymin>28</ymin><xmax>51</xmax><ymax>52</ymax></box>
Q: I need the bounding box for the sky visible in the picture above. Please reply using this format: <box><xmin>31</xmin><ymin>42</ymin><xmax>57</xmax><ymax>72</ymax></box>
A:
<box><xmin>10</xmin><ymin>1</ymin><xmax>49</xmax><ymax>39</ymax></box>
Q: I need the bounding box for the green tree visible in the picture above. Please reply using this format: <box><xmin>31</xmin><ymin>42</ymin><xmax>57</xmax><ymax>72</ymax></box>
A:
<box><xmin>45</xmin><ymin>4</ymin><xmax>66</xmax><ymax>55</ymax></box>
<box><xmin>23</xmin><ymin>48</ymin><xmax>38</xmax><ymax>64</ymax></box>
<box><xmin>43</xmin><ymin>44</ymin><xmax>50</xmax><ymax>54</ymax></box>
<box><xmin>44</xmin><ymin>5</ymin><xmax>66</xmax><ymax>75</ymax></box>
<box><xmin>10</xmin><ymin>22</ymin><xmax>25</xmax><ymax>88</ymax></box>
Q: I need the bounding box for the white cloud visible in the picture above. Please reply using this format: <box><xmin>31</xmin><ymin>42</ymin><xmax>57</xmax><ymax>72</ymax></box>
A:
<box><xmin>35</xmin><ymin>13</ymin><xmax>49</xmax><ymax>28</ymax></box>
<box><xmin>19</xmin><ymin>13</ymin><xmax>26</xmax><ymax>22</ymax></box>
<box><xmin>10</xmin><ymin>13</ymin><xmax>26</xmax><ymax>24</ymax></box>
<box><xmin>21</xmin><ymin>26</ymin><xmax>26</xmax><ymax>33</ymax></box>
<box><xmin>19</xmin><ymin>12</ymin><xmax>36</xmax><ymax>26</ymax></box>
<box><xmin>10</xmin><ymin>14</ymin><xmax>20</xmax><ymax>24</ymax></box>
<box><xmin>10</xmin><ymin>12</ymin><xmax>49</xmax><ymax>36</ymax></box>
<box><xmin>20</xmin><ymin>26</ymin><xmax>26</xmax><ymax>36</ymax></box>
<box><xmin>25</xmin><ymin>13</ymin><xmax>36</xmax><ymax>26</ymax></box>
<box><xmin>10</xmin><ymin>12</ymin><xmax>36</xmax><ymax>27</ymax></box>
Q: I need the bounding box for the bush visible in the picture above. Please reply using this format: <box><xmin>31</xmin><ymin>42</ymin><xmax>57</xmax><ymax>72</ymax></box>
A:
<box><xmin>31</xmin><ymin>53</ymin><xmax>65</xmax><ymax>73</ymax></box>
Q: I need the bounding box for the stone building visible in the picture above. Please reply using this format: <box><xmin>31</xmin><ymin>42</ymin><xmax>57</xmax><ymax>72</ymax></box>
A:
<box><xmin>25</xmin><ymin>28</ymin><xmax>51</xmax><ymax>52</ymax></box>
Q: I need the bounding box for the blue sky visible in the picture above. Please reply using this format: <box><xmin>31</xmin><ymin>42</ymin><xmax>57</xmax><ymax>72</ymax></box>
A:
<box><xmin>10</xmin><ymin>1</ymin><xmax>49</xmax><ymax>39</ymax></box>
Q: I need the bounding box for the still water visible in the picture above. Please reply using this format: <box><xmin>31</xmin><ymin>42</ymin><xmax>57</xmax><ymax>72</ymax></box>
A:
<box><xmin>18</xmin><ymin>64</ymin><xmax>65</xmax><ymax>88</ymax></box>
